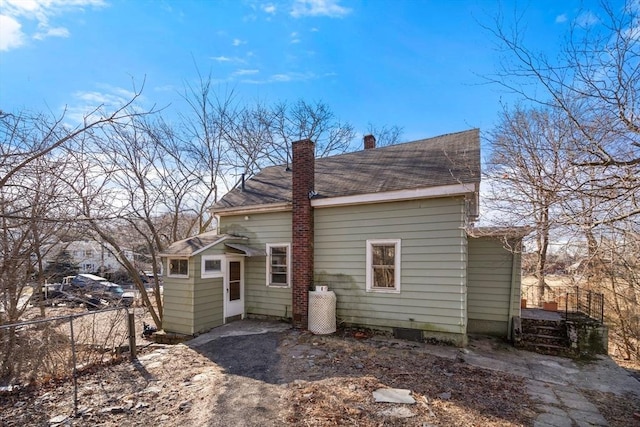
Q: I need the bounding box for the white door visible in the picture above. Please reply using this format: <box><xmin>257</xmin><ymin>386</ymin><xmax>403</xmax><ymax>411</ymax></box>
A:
<box><xmin>224</xmin><ymin>258</ymin><xmax>244</xmax><ymax>320</ymax></box>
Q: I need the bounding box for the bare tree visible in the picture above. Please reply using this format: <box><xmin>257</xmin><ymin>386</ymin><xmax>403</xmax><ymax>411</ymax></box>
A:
<box><xmin>225</xmin><ymin>101</ymin><xmax>275</xmax><ymax>178</ymax></box>
<box><xmin>0</xmin><ymin>159</ymin><xmax>70</xmax><ymax>323</ymax></box>
<box><xmin>58</xmin><ymin>106</ymin><xmax>234</xmax><ymax>329</ymax></box>
<box><xmin>179</xmin><ymin>72</ymin><xmax>234</xmax><ymax>205</ymax></box>
<box><xmin>486</xmin><ymin>1</ymin><xmax>640</xmax><ymax>357</ymax></box>
<box><xmin>0</xmin><ymin>90</ymin><xmax>147</xmax><ymax>325</ymax></box>
<box><xmin>262</xmin><ymin>99</ymin><xmax>356</xmax><ymax>166</ymax></box>
<box><xmin>59</xmin><ymin>119</ymin><xmax>166</xmax><ymax>328</ymax></box>
<box><xmin>0</xmin><ymin>87</ymin><xmax>145</xmax><ymax>189</ymax></box>
<box><xmin>366</xmin><ymin>123</ymin><xmax>404</xmax><ymax>147</ymax></box>
<box><xmin>485</xmin><ymin>105</ymin><xmax>572</xmax><ymax>305</ymax></box>
<box><xmin>486</xmin><ymin>0</ymin><xmax>639</xmax><ymax>221</ymax></box>
<box><xmin>179</xmin><ymin>70</ymin><xmax>358</xmax><ymax>186</ymax></box>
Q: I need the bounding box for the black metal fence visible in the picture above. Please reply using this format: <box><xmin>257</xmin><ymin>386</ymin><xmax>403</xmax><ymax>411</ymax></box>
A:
<box><xmin>564</xmin><ymin>287</ymin><xmax>605</xmax><ymax>323</ymax></box>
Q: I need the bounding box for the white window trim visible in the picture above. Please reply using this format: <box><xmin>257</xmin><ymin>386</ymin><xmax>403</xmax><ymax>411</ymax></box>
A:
<box><xmin>366</xmin><ymin>239</ymin><xmax>401</xmax><ymax>293</ymax></box>
<box><xmin>201</xmin><ymin>255</ymin><xmax>224</xmax><ymax>278</ymax></box>
<box><xmin>167</xmin><ymin>257</ymin><xmax>189</xmax><ymax>278</ymax></box>
<box><xmin>266</xmin><ymin>243</ymin><xmax>291</xmax><ymax>288</ymax></box>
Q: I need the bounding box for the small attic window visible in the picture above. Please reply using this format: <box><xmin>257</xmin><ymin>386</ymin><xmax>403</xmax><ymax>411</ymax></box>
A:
<box><xmin>168</xmin><ymin>258</ymin><xmax>189</xmax><ymax>278</ymax></box>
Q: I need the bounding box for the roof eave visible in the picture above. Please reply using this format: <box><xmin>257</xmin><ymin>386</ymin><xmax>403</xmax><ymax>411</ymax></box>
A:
<box><xmin>212</xmin><ymin>202</ymin><xmax>292</xmax><ymax>217</ymax></box>
<box><xmin>466</xmin><ymin>226</ymin><xmax>533</xmax><ymax>239</ymax></box>
<box><xmin>157</xmin><ymin>252</ymin><xmax>192</xmax><ymax>258</ymax></box>
<box><xmin>159</xmin><ymin>234</ymin><xmax>248</xmax><ymax>258</ymax></box>
<box><xmin>311</xmin><ymin>182</ymin><xmax>479</xmax><ymax>208</ymax></box>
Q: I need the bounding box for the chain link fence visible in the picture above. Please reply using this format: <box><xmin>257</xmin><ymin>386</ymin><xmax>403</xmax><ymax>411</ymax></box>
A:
<box><xmin>0</xmin><ymin>307</ymin><xmax>136</xmax><ymax>418</ymax></box>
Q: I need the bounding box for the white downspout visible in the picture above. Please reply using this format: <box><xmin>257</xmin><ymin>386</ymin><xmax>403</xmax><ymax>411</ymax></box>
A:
<box><xmin>214</xmin><ymin>214</ymin><xmax>221</xmax><ymax>234</ymax></box>
<box><xmin>507</xmin><ymin>240</ymin><xmax>519</xmax><ymax>341</ymax></box>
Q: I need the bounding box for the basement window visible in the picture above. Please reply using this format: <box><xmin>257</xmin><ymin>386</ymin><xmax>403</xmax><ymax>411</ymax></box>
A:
<box><xmin>266</xmin><ymin>243</ymin><xmax>290</xmax><ymax>287</ymax></box>
<box><xmin>366</xmin><ymin>239</ymin><xmax>401</xmax><ymax>293</ymax></box>
<box><xmin>168</xmin><ymin>258</ymin><xmax>189</xmax><ymax>278</ymax></box>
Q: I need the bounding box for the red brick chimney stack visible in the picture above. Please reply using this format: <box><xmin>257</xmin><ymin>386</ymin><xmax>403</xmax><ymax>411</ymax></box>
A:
<box><xmin>291</xmin><ymin>138</ymin><xmax>314</xmax><ymax>329</ymax></box>
<box><xmin>364</xmin><ymin>134</ymin><xmax>376</xmax><ymax>150</ymax></box>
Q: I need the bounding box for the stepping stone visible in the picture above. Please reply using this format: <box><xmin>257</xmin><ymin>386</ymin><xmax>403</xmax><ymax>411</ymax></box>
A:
<box><xmin>373</xmin><ymin>388</ymin><xmax>416</xmax><ymax>404</ymax></box>
<box><xmin>534</xmin><ymin>412</ymin><xmax>573</xmax><ymax>427</ymax></box>
<box><xmin>567</xmin><ymin>409</ymin><xmax>609</xmax><ymax>426</ymax></box>
<box><xmin>49</xmin><ymin>415</ymin><xmax>68</xmax><ymax>425</ymax></box>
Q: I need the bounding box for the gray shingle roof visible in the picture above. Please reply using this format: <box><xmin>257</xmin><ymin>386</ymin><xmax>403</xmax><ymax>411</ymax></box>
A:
<box><xmin>213</xmin><ymin>129</ymin><xmax>480</xmax><ymax>212</ymax></box>
<box><xmin>159</xmin><ymin>232</ymin><xmax>229</xmax><ymax>257</ymax></box>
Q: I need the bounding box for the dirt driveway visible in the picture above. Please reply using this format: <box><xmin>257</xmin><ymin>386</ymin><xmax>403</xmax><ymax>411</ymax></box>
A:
<box><xmin>2</xmin><ymin>320</ymin><xmax>639</xmax><ymax>426</ymax></box>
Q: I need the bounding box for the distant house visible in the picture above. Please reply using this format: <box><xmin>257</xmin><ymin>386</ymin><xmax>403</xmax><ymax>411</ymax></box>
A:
<box><xmin>160</xmin><ymin>129</ymin><xmax>527</xmax><ymax>345</ymax></box>
<box><xmin>44</xmin><ymin>240</ymin><xmax>134</xmax><ymax>275</ymax></box>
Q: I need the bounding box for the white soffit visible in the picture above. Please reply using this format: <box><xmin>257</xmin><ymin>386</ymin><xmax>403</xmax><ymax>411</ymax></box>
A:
<box><xmin>311</xmin><ymin>183</ymin><xmax>477</xmax><ymax>208</ymax></box>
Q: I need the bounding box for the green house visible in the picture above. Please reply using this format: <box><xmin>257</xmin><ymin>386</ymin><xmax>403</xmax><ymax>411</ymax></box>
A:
<box><xmin>161</xmin><ymin>129</ymin><xmax>527</xmax><ymax>345</ymax></box>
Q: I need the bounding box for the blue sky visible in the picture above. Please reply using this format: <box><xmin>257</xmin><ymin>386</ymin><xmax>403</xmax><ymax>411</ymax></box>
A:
<box><xmin>0</xmin><ymin>0</ymin><xmax>620</xmax><ymax>147</ymax></box>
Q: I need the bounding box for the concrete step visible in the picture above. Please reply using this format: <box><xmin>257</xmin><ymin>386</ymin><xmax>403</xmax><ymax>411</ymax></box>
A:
<box><xmin>522</xmin><ymin>331</ymin><xmax>567</xmax><ymax>340</ymax></box>
<box><xmin>522</xmin><ymin>322</ymin><xmax>565</xmax><ymax>330</ymax></box>
<box><xmin>523</xmin><ymin>333</ymin><xmax>567</xmax><ymax>342</ymax></box>
<box><xmin>518</xmin><ymin>316</ymin><xmax>572</xmax><ymax>357</ymax></box>
<box><xmin>522</xmin><ymin>330</ymin><xmax>566</xmax><ymax>338</ymax></box>
<box><xmin>522</xmin><ymin>323</ymin><xmax>566</xmax><ymax>334</ymax></box>
<box><xmin>529</xmin><ymin>325</ymin><xmax>562</xmax><ymax>331</ymax></box>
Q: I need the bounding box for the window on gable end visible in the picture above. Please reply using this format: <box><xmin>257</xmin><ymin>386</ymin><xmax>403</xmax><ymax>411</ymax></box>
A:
<box><xmin>366</xmin><ymin>239</ymin><xmax>401</xmax><ymax>293</ymax></box>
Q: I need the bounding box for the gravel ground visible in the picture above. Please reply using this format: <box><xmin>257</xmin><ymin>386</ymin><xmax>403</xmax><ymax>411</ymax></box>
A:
<box><xmin>1</xmin><ymin>322</ymin><xmax>638</xmax><ymax>426</ymax></box>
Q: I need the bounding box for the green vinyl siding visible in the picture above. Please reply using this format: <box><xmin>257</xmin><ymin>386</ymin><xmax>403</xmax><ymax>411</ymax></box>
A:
<box><xmin>193</xmin><ymin>276</ymin><xmax>224</xmax><ymax>333</ymax></box>
<box><xmin>220</xmin><ymin>211</ymin><xmax>293</xmax><ymax>319</ymax></box>
<box><xmin>467</xmin><ymin>236</ymin><xmax>521</xmax><ymax>337</ymax></box>
<box><xmin>162</xmin><ymin>245</ymin><xmax>229</xmax><ymax>335</ymax></box>
<box><xmin>162</xmin><ymin>256</ymin><xmax>198</xmax><ymax>335</ymax></box>
<box><xmin>314</xmin><ymin>197</ymin><xmax>468</xmax><ymax>343</ymax></box>
<box><xmin>193</xmin><ymin>245</ymin><xmax>226</xmax><ymax>332</ymax></box>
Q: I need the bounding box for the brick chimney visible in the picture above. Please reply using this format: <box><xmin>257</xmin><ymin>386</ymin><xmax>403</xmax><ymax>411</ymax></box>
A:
<box><xmin>292</xmin><ymin>139</ymin><xmax>314</xmax><ymax>329</ymax></box>
<box><xmin>364</xmin><ymin>134</ymin><xmax>376</xmax><ymax>150</ymax></box>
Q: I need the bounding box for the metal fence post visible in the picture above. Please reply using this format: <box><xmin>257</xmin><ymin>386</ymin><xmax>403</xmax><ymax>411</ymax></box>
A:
<box><xmin>1</xmin><ymin>306</ymin><xmax>134</xmax><ymax>418</ymax></box>
<box><xmin>69</xmin><ymin>316</ymin><xmax>78</xmax><ymax>417</ymax></box>
<box><xmin>128</xmin><ymin>311</ymin><xmax>136</xmax><ymax>361</ymax></box>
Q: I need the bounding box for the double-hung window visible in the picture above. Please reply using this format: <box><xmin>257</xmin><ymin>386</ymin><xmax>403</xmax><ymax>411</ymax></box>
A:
<box><xmin>266</xmin><ymin>243</ymin><xmax>290</xmax><ymax>287</ymax></box>
<box><xmin>168</xmin><ymin>258</ymin><xmax>189</xmax><ymax>278</ymax></box>
<box><xmin>366</xmin><ymin>239</ymin><xmax>401</xmax><ymax>293</ymax></box>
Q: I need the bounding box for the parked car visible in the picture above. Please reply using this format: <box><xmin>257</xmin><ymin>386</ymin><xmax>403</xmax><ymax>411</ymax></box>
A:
<box><xmin>120</xmin><ymin>271</ymin><xmax>163</xmax><ymax>296</ymax></box>
<box><xmin>31</xmin><ymin>274</ymin><xmax>134</xmax><ymax>309</ymax></box>
<box><xmin>69</xmin><ymin>273</ymin><xmax>109</xmax><ymax>288</ymax></box>
<box><xmin>29</xmin><ymin>283</ymin><xmax>66</xmax><ymax>306</ymax></box>
<box><xmin>88</xmin><ymin>281</ymin><xmax>134</xmax><ymax>308</ymax></box>
<box><xmin>69</xmin><ymin>274</ymin><xmax>135</xmax><ymax>309</ymax></box>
